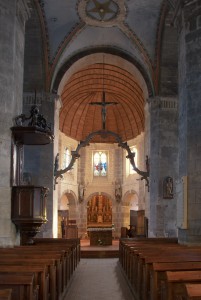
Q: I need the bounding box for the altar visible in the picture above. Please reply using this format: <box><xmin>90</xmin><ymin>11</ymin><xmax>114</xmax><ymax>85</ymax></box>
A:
<box><xmin>87</xmin><ymin>194</ymin><xmax>113</xmax><ymax>245</ymax></box>
<box><xmin>87</xmin><ymin>227</ymin><xmax>113</xmax><ymax>246</ymax></box>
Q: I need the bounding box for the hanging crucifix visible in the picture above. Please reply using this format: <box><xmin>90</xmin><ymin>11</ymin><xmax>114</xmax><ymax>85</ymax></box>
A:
<box><xmin>89</xmin><ymin>91</ymin><xmax>118</xmax><ymax>130</ymax></box>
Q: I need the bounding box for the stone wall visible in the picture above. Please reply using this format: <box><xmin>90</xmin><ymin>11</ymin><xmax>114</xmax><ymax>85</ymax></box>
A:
<box><xmin>149</xmin><ymin>97</ymin><xmax>178</xmax><ymax>237</ymax></box>
<box><xmin>23</xmin><ymin>1</ymin><xmax>45</xmax><ymax>92</ymax></box>
<box><xmin>23</xmin><ymin>92</ymin><xmax>57</xmax><ymax>238</ymax></box>
<box><xmin>177</xmin><ymin>1</ymin><xmax>201</xmax><ymax>244</ymax></box>
<box><xmin>0</xmin><ymin>0</ymin><xmax>30</xmax><ymax>246</ymax></box>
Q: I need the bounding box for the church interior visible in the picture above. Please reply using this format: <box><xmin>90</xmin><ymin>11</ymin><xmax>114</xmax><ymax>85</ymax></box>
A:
<box><xmin>1</xmin><ymin>0</ymin><xmax>201</xmax><ymax>299</ymax></box>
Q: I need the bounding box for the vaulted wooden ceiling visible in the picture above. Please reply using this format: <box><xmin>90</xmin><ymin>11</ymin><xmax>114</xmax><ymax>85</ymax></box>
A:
<box><xmin>60</xmin><ymin>63</ymin><xmax>145</xmax><ymax>143</ymax></box>
<box><xmin>28</xmin><ymin>0</ymin><xmax>177</xmax><ymax>143</ymax></box>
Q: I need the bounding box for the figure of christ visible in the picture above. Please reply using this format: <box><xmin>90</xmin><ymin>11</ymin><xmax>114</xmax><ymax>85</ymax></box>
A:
<box><xmin>89</xmin><ymin>91</ymin><xmax>118</xmax><ymax>130</ymax></box>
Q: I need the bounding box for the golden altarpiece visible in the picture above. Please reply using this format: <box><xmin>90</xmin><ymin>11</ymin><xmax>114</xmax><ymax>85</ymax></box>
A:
<box><xmin>87</xmin><ymin>194</ymin><xmax>113</xmax><ymax>245</ymax></box>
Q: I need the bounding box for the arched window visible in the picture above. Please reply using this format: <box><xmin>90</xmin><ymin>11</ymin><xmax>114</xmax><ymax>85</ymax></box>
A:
<box><xmin>93</xmin><ymin>151</ymin><xmax>107</xmax><ymax>177</ymax></box>
<box><xmin>63</xmin><ymin>147</ymin><xmax>71</xmax><ymax>169</ymax></box>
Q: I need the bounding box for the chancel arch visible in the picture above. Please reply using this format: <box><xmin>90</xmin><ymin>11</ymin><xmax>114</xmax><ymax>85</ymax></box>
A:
<box><xmin>59</xmin><ymin>191</ymin><xmax>77</xmax><ymax>222</ymax></box>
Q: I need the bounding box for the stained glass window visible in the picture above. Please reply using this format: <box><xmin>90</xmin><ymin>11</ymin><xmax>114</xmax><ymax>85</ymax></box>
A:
<box><xmin>93</xmin><ymin>151</ymin><xmax>107</xmax><ymax>177</ymax></box>
<box><xmin>63</xmin><ymin>147</ymin><xmax>71</xmax><ymax>169</ymax></box>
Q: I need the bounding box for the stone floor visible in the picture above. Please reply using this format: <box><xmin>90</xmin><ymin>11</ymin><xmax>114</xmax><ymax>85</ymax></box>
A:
<box><xmin>64</xmin><ymin>258</ymin><xmax>135</xmax><ymax>300</ymax></box>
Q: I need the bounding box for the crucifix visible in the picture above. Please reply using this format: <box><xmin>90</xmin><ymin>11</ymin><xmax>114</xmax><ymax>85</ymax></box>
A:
<box><xmin>89</xmin><ymin>91</ymin><xmax>118</xmax><ymax>130</ymax></box>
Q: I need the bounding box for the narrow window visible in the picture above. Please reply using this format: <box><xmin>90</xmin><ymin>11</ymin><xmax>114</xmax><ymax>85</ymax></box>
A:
<box><xmin>93</xmin><ymin>151</ymin><xmax>107</xmax><ymax>177</ymax></box>
<box><xmin>63</xmin><ymin>147</ymin><xmax>71</xmax><ymax>169</ymax></box>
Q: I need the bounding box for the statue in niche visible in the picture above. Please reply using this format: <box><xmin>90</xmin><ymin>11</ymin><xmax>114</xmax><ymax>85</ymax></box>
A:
<box><xmin>163</xmin><ymin>176</ymin><xmax>173</xmax><ymax>199</ymax></box>
<box><xmin>115</xmin><ymin>180</ymin><xmax>122</xmax><ymax>203</ymax></box>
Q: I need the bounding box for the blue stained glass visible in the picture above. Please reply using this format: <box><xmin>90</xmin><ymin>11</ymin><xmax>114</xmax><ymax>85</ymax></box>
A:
<box><xmin>93</xmin><ymin>151</ymin><xmax>107</xmax><ymax>176</ymax></box>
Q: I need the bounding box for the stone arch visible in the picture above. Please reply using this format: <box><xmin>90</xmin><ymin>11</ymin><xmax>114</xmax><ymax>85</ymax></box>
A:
<box><xmin>59</xmin><ymin>190</ymin><xmax>77</xmax><ymax>221</ymax></box>
<box><xmin>121</xmin><ymin>190</ymin><xmax>139</xmax><ymax>228</ymax></box>
<box><xmin>123</xmin><ymin>190</ymin><xmax>139</xmax><ymax>210</ymax></box>
<box><xmin>51</xmin><ymin>47</ymin><xmax>153</xmax><ymax>97</ymax></box>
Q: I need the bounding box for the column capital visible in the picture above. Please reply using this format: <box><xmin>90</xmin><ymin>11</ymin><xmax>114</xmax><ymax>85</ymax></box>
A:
<box><xmin>147</xmin><ymin>96</ymin><xmax>178</xmax><ymax>111</ymax></box>
<box><xmin>23</xmin><ymin>92</ymin><xmax>59</xmax><ymax>106</ymax></box>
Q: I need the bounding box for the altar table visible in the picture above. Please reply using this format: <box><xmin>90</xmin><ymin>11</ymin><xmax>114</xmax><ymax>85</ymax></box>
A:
<box><xmin>87</xmin><ymin>227</ymin><xmax>113</xmax><ymax>246</ymax></box>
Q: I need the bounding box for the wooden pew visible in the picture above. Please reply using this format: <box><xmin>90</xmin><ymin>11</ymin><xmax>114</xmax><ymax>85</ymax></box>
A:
<box><xmin>0</xmin><ymin>274</ymin><xmax>38</xmax><ymax>300</ymax></box>
<box><xmin>161</xmin><ymin>270</ymin><xmax>201</xmax><ymax>300</ymax></box>
<box><xmin>34</xmin><ymin>238</ymin><xmax>80</xmax><ymax>270</ymax></box>
<box><xmin>120</xmin><ymin>241</ymin><xmax>180</xmax><ymax>293</ymax></box>
<box><xmin>150</xmin><ymin>262</ymin><xmax>201</xmax><ymax>300</ymax></box>
<box><xmin>140</xmin><ymin>252</ymin><xmax>201</xmax><ymax>300</ymax></box>
<box><xmin>0</xmin><ymin>251</ymin><xmax>63</xmax><ymax>299</ymax></box>
<box><xmin>0</xmin><ymin>238</ymin><xmax>79</xmax><ymax>300</ymax></box>
<box><xmin>119</xmin><ymin>238</ymin><xmax>180</xmax><ymax>300</ymax></box>
<box><xmin>184</xmin><ymin>283</ymin><xmax>201</xmax><ymax>300</ymax></box>
<box><xmin>119</xmin><ymin>238</ymin><xmax>201</xmax><ymax>300</ymax></box>
<box><xmin>0</xmin><ymin>289</ymin><xmax>12</xmax><ymax>300</ymax></box>
<box><xmin>33</xmin><ymin>238</ymin><xmax>80</xmax><ymax>282</ymax></box>
<box><xmin>0</xmin><ymin>257</ymin><xmax>56</xmax><ymax>300</ymax></box>
<box><xmin>15</xmin><ymin>243</ymin><xmax>75</xmax><ymax>290</ymax></box>
<box><xmin>0</xmin><ymin>265</ymin><xmax>48</xmax><ymax>300</ymax></box>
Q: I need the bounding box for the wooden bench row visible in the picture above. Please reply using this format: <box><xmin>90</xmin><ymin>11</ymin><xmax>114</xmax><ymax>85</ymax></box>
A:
<box><xmin>0</xmin><ymin>238</ymin><xmax>80</xmax><ymax>300</ymax></box>
<box><xmin>0</xmin><ymin>289</ymin><xmax>12</xmax><ymax>300</ymax></box>
<box><xmin>119</xmin><ymin>238</ymin><xmax>201</xmax><ymax>300</ymax></box>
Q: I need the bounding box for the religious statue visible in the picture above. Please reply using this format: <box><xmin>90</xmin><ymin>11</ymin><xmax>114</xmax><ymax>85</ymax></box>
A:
<box><xmin>15</xmin><ymin>105</ymin><xmax>51</xmax><ymax>131</ymax></box>
<box><xmin>163</xmin><ymin>176</ymin><xmax>173</xmax><ymax>199</ymax></box>
<box><xmin>89</xmin><ymin>91</ymin><xmax>118</xmax><ymax>130</ymax></box>
<box><xmin>115</xmin><ymin>180</ymin><xmax>122</xmax><ymax>202</ymax></box>
<box><xmin>78</xmin><ymin>183</ymin><xmax>85</xmax><ymax>203</ymax></box>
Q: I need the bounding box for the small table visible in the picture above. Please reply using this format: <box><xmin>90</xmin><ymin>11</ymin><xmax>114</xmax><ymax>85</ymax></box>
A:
<box><xmin>87</xmin><ymin>227</ymin><xmax>113</xmax><ymax>246</ymax></box>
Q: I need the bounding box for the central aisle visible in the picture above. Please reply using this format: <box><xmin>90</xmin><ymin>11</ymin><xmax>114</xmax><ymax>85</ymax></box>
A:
<box><xmin>64</xmin><ymin>258</ymin><xmax>134</xmax><ymax>300</ymax></box>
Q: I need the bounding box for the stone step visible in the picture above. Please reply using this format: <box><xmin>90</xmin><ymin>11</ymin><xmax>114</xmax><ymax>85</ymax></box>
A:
<box><xmin>81</xmin><ymin>250</ymin><xmax>119</xmax><ymax>258</ymax></box>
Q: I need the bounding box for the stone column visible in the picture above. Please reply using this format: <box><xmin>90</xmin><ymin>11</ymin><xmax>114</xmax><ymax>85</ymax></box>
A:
<box><xmin>23</xmin><ymin>92</ymin><xmax>59</xmax><ymax>238</ymax></box>
<box><xmin>53</xmin><ymin>96</ymin><xmax>62</xmax><ymax>237</ymax></box>
<box><xmin>0</xmin><ymin>0</ymin><xmax>30</xmax><ymax>246</ymax></box>
<box><xmin>175</xmin><ymin>0</ymin><xmax>201</xmax><ymax>244</ymax></box>
<box><xmin>144</xmin><ymin>100</ymin><xmax>151</xmax><ymax>222</ymax></box>
<box><xmin>148</xmin><ymin>97</ymin><xmax>178</xmax><ymax>237</ymax></box>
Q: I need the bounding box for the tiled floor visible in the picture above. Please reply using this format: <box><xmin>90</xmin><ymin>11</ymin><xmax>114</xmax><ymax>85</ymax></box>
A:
<box><xmin>64</xmin><ymin>258</ymin><xmax>135</xmax><ymax>300</ymax></box>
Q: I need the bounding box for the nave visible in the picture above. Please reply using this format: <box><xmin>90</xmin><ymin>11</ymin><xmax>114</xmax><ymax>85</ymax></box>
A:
<box><xmin>64</xmin><ymin>258</ymin><xmax>134</xmax><ymax>300</ymax></box>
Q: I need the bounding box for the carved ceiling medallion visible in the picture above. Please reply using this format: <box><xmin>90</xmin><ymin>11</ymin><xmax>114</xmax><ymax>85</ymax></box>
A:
<box><xmin>78</xmin><ymin>0</ymin><xmax>126</xmax><ymax>27</ymax></box>
<box><xmin>86</xmin><ymin>0</ymin><xmax>119</xmax><ymax>22</ymax></box>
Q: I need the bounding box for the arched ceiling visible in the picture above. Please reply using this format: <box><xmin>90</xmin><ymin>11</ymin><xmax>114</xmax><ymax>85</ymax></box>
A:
<box><xmin>29</xmin><ymin>0</ymin><xmax>177</xmax><ymax>143</ymax></box>
<box><xmin>60</xmin><ymin>62</ymin><xmax>145</xmax><ymax>143</ymax></box>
